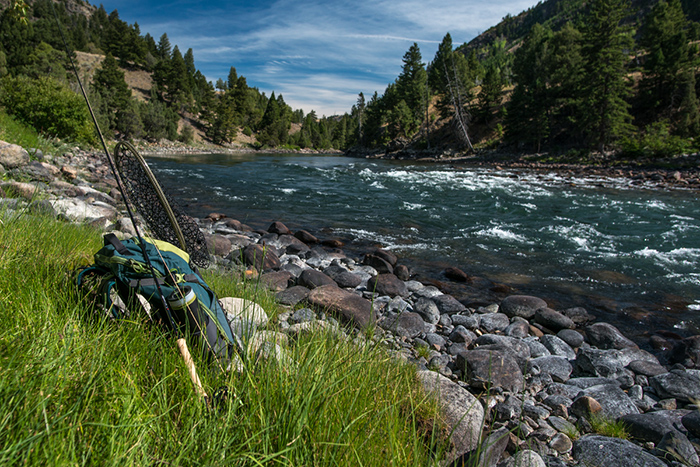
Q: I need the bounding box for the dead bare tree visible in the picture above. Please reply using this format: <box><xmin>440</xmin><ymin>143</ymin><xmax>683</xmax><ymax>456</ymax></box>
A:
<box><xmin>443</xmin><ymin>58</ymin><xmax>474</xmax><ymax>152</ymax></box>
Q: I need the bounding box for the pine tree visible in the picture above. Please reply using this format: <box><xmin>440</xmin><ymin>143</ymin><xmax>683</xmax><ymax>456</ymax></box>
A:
<box><xmin>157</xmin><ymin>33</ymin><xmax>172</xmax><ymax>61</ymax></box>
<box><xmin>579</xmin><ymin>0</ymin><xmax>634</xmax><ymax>152</ymax></box>
<box><xmin>506</xmin><ymin>23</ymin><xmax>554</xmax><ymax>152</ymax></box>
<box><xmin>395</xmin><ymin>43</ymin><xmax>427</xmax><ymax>136</ymax></box>
<box><xmin>93</xmin><ymin>52</ymin><xmax>133</xmax><ymax>132</ymax></box>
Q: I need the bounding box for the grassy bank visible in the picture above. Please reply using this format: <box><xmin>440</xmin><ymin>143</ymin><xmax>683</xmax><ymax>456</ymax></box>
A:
<box><xmin>0</xmin><ymin>210</ymin><xmax>445</xmax><ymax>466</ymax></box>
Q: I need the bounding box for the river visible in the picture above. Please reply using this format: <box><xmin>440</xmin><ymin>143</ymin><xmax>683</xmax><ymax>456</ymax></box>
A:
<box><xmin>146</xmin><ymin>153</ymin><xmax>700</xmax><ymax>341</ymax></box>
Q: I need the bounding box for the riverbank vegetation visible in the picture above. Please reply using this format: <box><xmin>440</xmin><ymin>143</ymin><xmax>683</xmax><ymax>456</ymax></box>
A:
<box><xmin>0</xmin><ymin>208</ymin><xmax>446</xmax><ymax>465</ymax></box>
<box><xmin>0</xmin><ymin>0</ymin><xmax>698</xmax><ymax>160</ymax></box>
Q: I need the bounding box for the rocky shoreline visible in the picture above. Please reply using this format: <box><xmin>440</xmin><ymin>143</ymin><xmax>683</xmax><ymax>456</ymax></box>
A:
<box><xmin>2</xmin><ymin>140</ymin><xmax>700</xmax><ymax>467</ymax></box>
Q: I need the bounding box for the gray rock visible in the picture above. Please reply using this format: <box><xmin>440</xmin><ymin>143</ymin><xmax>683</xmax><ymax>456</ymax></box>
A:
<box><xmin>540</xmin><ymin>334</ymin><xmax>576</xmax><ymax>360</ymax></box>
<box><xmin>413</xmin><ymin>297</ymin><xmax>440</xmax><ymax>324</ymax></box>
<box><xmin>456</xmin><ymin>348</ymin><xmax>524</xmax><ymax>393</ymax></box>
<box><xmin>655</xmin><ymin>430</ymin><xmax>700</xmax><ymax>466</ymax></box>
<box><xmin>425</xmin><ymin>332</ymin><xmax>446</xmax><ymax>350</ymax></box>
<box><xmin>237</xmin><ymin>244</ymin><xmax>281</xmax><ymax>271</ymax></box>
<box><xmin>620</xmin><ymin>410</ymin><xmax>691</xmax><ymax>443</ymax></box>
<box><xmin>562</xmin><ymin>306</ymin><xmax>595</xmax><ymax>324</ymax></box>
<box><xmin>494</xmin><ymin>395</ymin><xmax>522</xmax><ymax>422</ymax></box>
<box><xmin>586</xmin><ymin>322</ymin><xmax>638</xmax><ymax>350</ymax></box>
<box><xmin>578</xmin><ymin>384</ymin><xmax>640</xmax><ymax>418</ymax></box>
<box><xmin>543</xmin><ymin>395</ymin><xmax>575</xmax><ymax>412</ymax></box>
<box><xmin>504</xmin><ymin>319</ymin><xmax>530</xmax><ymax>338</ymax></box>
<box><xmin>527</xmin><ymin>356</ymin><xmax>573</xmax><ymax>383</ymax></box>
<box><xmin>306</xmin><ymin>285</ymin><xmax>374</xmax><ymax>329</ymax></box>
<box><xmin>573</xmin><ymin>347</ymin><xmax>659</xmax><ymax>379</ymax></box>
<box><xmin>275</xmin><ymin>285</ymin><xmax>310</xmax><ymax>306</ymax></box>
<box><xmin>500</xmin><ymin>295</ymin><xmax>547</xmax><ymax>319</ymax></box>
<box><xmin>549</xmin><ymin>432</ymin><xmax>573</xmax><ymax>454</ymax></box>
<box><xmin>534</xmin><ymin>307</ymin><xmax>575</xmax><ymax>331</ymax></box>
<box><xmin>573</xmin><ymin>435</ymin><xmax>667</xmax><ymax>467</ymax></box>
<box><xmin>567</xmin><ymin>376</ymin><xmax>619</xmax><ymax>389</ymax></box>
<box><xmin>379</xmin><ymin>311</ymin><xmax>425</xmax><ymax>338</ymax></box>
<box><xmin>682</xmin><ymin>411</ymin><xmax>700</xmax><ymax>438</ymax></box>
<box><xmin>627</xmin><ymin>359</ymin><xmax>668</xmax><ymax>377</ymax></box>
<box><xmin>452</xmin><ymin>313</ymin><xmax>479</xmax><ymax>329</ymax></box>
<box><xmin>465</xmin><ymin>427</ymin><xmax>510</xmax><ymax>467</ymax></box>
<box><xmin>479</xmin><ymin>313</ymin><xmax>510</xmax><ymax>333</ymax></box>
<box><xmin>498</xmin><ymin>450</ymin><xmax>546</xmax><ymax>467</ymax></box>
<box><xmin>650</xmin><ymin>370</ymin><xmax>700</xmax><ymax>403</ymax></box>
<box><xmin>433</xmin><ymin>294</ymin><xmax>467</xmax><ymax>315</ymax></box>
<box><xmin>548</xmin><ymin>415</ymin><xmax>578</xmax><ymax>436</ymax></box>
<box><xmin>449</xmin><ymin>325</ymin><xmax>477</xmax><ymax>345</ymax></box>
<box><xmin>475</xmin><ymin>334</ymin><xmax>532</xmax><ymax>370</ymax></box>
<box><xmin>557</xmin><ymin>329</ymin><xmax>584</xmax><ymax>348</ymax></box>
<box><xmin>524</xmin><ymin>337</ymin><xmax>551</xmax><ymax>358</ymax></box>
<box><xmin>417</xmin><ymin>370</ymin><xmax>484</xmax><ymax>463</ymax></box>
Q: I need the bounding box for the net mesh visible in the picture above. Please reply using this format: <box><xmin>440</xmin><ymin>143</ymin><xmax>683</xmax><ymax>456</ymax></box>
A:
<box><xmin>114</xmin><ymin>142</ymin><xmax>211</xmax><ymax>268</ymax></box>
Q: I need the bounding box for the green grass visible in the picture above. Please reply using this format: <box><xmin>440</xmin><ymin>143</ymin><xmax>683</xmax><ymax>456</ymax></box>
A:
<box><xmin>588</xmin><ymin>413</ymin><xmax>630</xmax><ymax>440</ymax></box>
<box><xmin>0</xmin><ymin>109</ymin><xmax>67</xmax><ymax>158</ymax></box>
<box><xmin>0</xmin><ymin>210</ymin><xmax>447</xmax><ymax>466</ymax></box>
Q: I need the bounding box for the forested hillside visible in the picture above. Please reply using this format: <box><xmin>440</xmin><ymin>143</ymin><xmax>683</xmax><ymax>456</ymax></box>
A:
<box><xmin>0</xmin><ymin>0</ymin><xmax>354</xmax><ymax>150</ymax></box>
<box><xmin>356</xmin><ymin>0</ymin><xmax>700</xmax><ymax>158</ymax></box>
<box><xmin>1</xmin><ymin>0</ymin><xmax>699</xmax><ymax>158</ymax></box>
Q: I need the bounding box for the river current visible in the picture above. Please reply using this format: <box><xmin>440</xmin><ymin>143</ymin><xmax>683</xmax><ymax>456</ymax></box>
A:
<box><xmin>146</xmin><ymin>153</ymin><xmax>700</xmax><ymax>341</ymax></box>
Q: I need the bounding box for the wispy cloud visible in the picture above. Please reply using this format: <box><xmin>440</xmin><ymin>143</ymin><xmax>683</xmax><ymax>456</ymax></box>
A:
<box><xmin>108</xmin><ymin>0</ymin><xmax>539</xmax><ymax>115</ymax></box>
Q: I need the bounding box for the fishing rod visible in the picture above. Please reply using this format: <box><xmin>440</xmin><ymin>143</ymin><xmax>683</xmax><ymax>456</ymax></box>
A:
<box><xmin>49</xmin><ymin>1</ymin><xmax>209</xmax><ymax>401</ymax></box>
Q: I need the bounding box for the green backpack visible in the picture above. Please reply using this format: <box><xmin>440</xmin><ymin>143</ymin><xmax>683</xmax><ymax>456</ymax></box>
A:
<box><xmin>78</xmin><ymin>233</ymin><xmax>238</xmax><ymax>361</ymax></box>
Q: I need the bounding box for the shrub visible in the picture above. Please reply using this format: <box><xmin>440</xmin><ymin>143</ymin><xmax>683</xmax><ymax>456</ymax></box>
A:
<box><xmin>178</xmin><ymin>124</ymin><xmax>195</xmax><ymax>144</ymax></box>
<box><xmin>0</xmin><ymin>75</ymin><xmax>95</xmax><ymax>145</ymax></box>
<box><xmin>620</xmin><ymin>121</ymin><xmax>695</xmax><ymax>158</ymax></box>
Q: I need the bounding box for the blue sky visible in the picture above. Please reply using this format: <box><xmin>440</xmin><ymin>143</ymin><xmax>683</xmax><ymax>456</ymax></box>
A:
<box><xmin>102</xmin><ymin>0</ymin><xmax>540</xmax><ymax>116</ymax></box>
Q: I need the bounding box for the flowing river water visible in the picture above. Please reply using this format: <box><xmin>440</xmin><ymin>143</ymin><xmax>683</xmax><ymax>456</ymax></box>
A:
<box><xmin>146</xmin><ymin>153</ymin><xmax>700</xmax><ymax>342</ymax></box>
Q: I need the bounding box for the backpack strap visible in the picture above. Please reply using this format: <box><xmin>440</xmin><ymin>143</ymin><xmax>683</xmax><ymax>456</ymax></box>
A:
<box><xmin>104</xmin><ymin>233</ymin><xmax>134</xmax><ymax>256</ymax></box>
<box><xmin>129</xmin><ymin>274</ymin><xmax>201</xmax><ymax>288</ymax></box>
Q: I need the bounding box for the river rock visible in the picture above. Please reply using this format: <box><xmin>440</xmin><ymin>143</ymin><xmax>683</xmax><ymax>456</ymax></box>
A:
<box><xmin>540</xmin><ymin>335</ymin><xmax>576</xmax><ymax>360</ymax></box>
<box><xmin>620</xmin><ymin>410</ymin><xmax>691</xmax><ymax>443</ymax></box>
<box><xmin>557</xmin><ymin>329</ymin><xmax>584</xmax><ymax>348</ymax></box>
<box><xmin>276</xmin><ymin>285</ymin><xmax>310</xmax><ymax>306</ymax></box>
<box><xmin>294</xmin><ymin>229</ymin><xmax>318</xmax><ymax>244</ymax></box>
<box><xmin>527</xmin><ymin>356</ymin><xmax>572</xmax><ymax>383</ymax></box>
<box><xmin>479</xmin><ymin>313</ymin><xmax>510</xmax><ymax>333</ymax></box>
<box><xmin>306</xmin><ymin>284</ymin><xmax>373</xmax><ymax>329</ymax></box>
<box><xmin>0</xmin><ymin>141</ymin><xmax>30</xmax><ymax>169</ymax></box>
<box><xmin>670</xmin><ymin>335</ymin><xmax>700</xmax><ymax>368</ymax></box>
<box><xmin>586</xmin><ymin>322</ymin><xmax>638</xmax><ymax>349</ymax></box>
<box><xmin>626</xmin><ymin>359</ymin><xmax>667</xmax><ymax>377</ymax></box>
<box><xmin>237</xmin><ymin>244</ymin><xmax>281</xmax><ymax>271</ymax></box>
<box><xmin>379</xmin><ymin>311</ymin><xmax>425</xmax><ymax>338</ymax></box>
<box><xmin>298</xmin><ymin>268</ymin><xmax>336</xmax><ymax>289</ymax></box>
<box><xmin>655</xmin><ymin>430</ymin><xmax>700</xmax><ymax>466</ymax></box>
<box><xmin>456</xmin><ymin>348</ymin><xmax>524</xmax><ymax>393</ymax></box>
<box><xmin>498</xmin><ymin>450</ymin><xmax>546</xmax><ymax>467</ymax></box>
<box><xmin>650</xmin><ymin>369</ymin><xmax>700</xmax><ymax>403</ymax></box>
<box><xmin>444</xmin><ymin>266</ymin><xmax>470</xmax><ymax>282</ymax></box>
<box><xmin>577</xmin><ymin>384</ymin><xmax>639</xmax><ymax>418</ymax></box>
<box><xmin>15</xmin><ymin>160</ymin><xmax>54</xmax><ymax>182</ymax></box>
<box><xmin>475</xmin><ymin>334</ymin><xmax>532</xmax><ymax>370</ymax></box>
<box><xmin>50</xmin><ymin>198</ymin><xmax>117</xmax><ymax>222</ymax></box>
<box><xmin>500</xmin><ymin>295</ymin><xmax>547</xmax><ymax>319</ymax></box>
<box><xmin>367</xmin><ymin>273</ymin><xmax>407</xmax><ymax>298</ymax></box>
<box><xmin>323</xmin><ymin>265</ymin><xmax>362</xmax><ymax>289</ymax></box>
<box><xmin>363</xmin><ymin>254</ymin><xmax>393</xmax><ymax>274</ymax></box>
<box><xmin>206</xmin><ymin>233</ymin><xmax>232</xmax><ymax>257</ymax></box>
<box><xmin>433</xmin><ymin>293</ymin><xmax>467</xmax><ymax>315</ymax></box>
<box><xmin>394</xmin><ymin>264</ymin><xmax>410</xmax><ymax>281</ymax></box>
<box><xmin>573</xmin><ymin>435</ymin><xmax>667</xmax><ymax>467</ymax></box>
<box><xmin>682</xmin><ymin>411</ymin><xmax>700</xmax><ymax>438</ymax></box>
<box><xmin>534</xmin><ymin>307</ymin><xmax>575</xmax><ymax>331</ymax></box>
<box><xmin>417</xmin><ymin>370</ymin><xmax>484</xmax><ymax>463</ymax></box>
<box><xmin>463</xmin><ymin>426</ymin><xmax>509</xmax><ymax>467</ymax></box>
<box><xmin>504</xmin><ymin>319</ymin><xmax>530</xmax><ymax>338</ymax></box>
<box><xmin>573</xmin><ymin>347</ymin><xmax>658</xmax><ymax>379</ymax></box>
<box><xmin>562</xmin><ymin>306</ymin><xmax>596</xmax><ymax>324</ymax></box>
<box><xmin>413</xmin><ymin>297</ymin><xmax>440</xmax><ymax>324</ymax></box>
<box><xmin>260</xmin><ymin>270</ymin><xmax>293</xmax><ymax>292</ymax></box>
<box><xmin>268</xmin><ymin>221</ymin><xmax>291</xmax><ymax>235</ymax></box>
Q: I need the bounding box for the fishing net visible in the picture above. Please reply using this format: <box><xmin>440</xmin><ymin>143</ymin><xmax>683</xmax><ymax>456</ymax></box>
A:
<box><xmin>113</xmin><ymin>141</ymin><xmax>211</xmax><ymax>268</ymax></box>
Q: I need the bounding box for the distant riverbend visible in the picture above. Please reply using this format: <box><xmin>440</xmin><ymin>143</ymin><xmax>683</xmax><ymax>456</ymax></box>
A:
<box><xmin>146</xmin><ymin>152</ymin><xmax>700</xmax><ymax>341</ymax></box>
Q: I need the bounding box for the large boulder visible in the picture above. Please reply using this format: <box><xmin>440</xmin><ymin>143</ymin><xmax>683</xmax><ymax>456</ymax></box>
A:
<box><xmin>417</xmin><ymin>370</ymin><xmax>484</xmax><ymax>463</ymax></box>
<box><xmin>298</xmin><ymin>269</ymin><xmax>336</xmax><ymax>289</ymax></box>
<box><xmin>0</xmin><ymin>141</ymin><xmax>30</xmax><ymax>169</ymax></box>
<box><xmin>650</xmin><ymin>369</ymin><xmax>700</xmax><ymax>403</ymax></box>
<box><xmin>573</xmin><ymin>435</ymin><xmax>667</xmax><ymax>467</ymax></box>
<box><xmin>306</xmin><ymin>284</ymin><xmax>374</xmax><ymax>329</ymax></box>
<box><xmin>379</xmin><ymin>311</ymin><xmax>425</xmax><ymax>338</ymax></box>
<box><xmin>236</xmin><ymin>244</ymin><xmax>281</xmax><ymax>271</ymax></box>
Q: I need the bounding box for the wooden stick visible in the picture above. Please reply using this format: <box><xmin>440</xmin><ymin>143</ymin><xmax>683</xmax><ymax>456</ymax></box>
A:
<box><xmin>176</xmin><ymin>337</ymin><xmax>208</xmax><ymax>400</ymax></box>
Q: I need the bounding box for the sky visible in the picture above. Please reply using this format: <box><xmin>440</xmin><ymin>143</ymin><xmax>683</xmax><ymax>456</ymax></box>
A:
<box><xmin>101</xmin><ymin>0</ymin><xmax>541</xmax><ymax>117</ymax></box>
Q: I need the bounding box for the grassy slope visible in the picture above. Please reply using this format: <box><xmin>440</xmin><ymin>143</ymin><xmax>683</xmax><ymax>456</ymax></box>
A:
<box><xmin>0</xmin><ymin>208</ymin><xmax>445</xmax><ymax>466</ymax></box>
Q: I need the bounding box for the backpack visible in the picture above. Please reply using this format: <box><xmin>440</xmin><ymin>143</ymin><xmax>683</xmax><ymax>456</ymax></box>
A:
<box><xmin>78</xmin><ymin>233</ymin><xmax>238</xmax><ymax>363</ymax></box>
